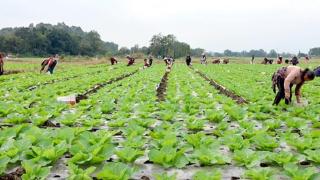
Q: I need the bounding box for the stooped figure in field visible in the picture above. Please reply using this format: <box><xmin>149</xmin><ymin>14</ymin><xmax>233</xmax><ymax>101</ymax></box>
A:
<box><xmin>272</xmin><ymin>66</ymin><xmax>315</xmax><ymax>105</ymax></box>
<box><xmin>126</xmin><ymin>55</ymin><xmax>135</xmax><ymax>66</ymax></box>
<box><xmin>262</xmin><ymin>57</ymin><xmax>273</xmax><ymax>64</ymax></box>
<box><xmin>212</xmin><ymin>58</ymin><xmax>221</xmax><ymax>64</ymax></box>
<box><xmin>143</xmin><ymin>58</ymin><xmax>150</xmax><ymax>69</ymax></box>
<box><xmin>163</xmin><ymin>57</ymin><xmax>169</xmax><ymax>66</ymax></box>
<box><xmin>110</xmin><ymin>57</ymin><xmax>118</xmax><ymax>65</ymax></box>
<box><xmin>285</xmin><ymin>59</ymin><xmax>290</xmax><ymax>64</ymax></box>
<box><xmin>148</xmin><ymin>55</ymin><xmax>153</xmax><ymax>66</ymax></box>
<box><xmin>200</xmin><ymin>53</ymin><xmax>207</xmax><ymax>64</ymax></box>
<box><xmin>186</xmin><ymin>55</ymin><xmax>192</xmax><ymax>66</ymax></box>
<box><xmin>251</xmin><ymin>55</ymin><xmax>255</xmax><ymax>64</ymax></box>
<box><xmin>0</xmin><ymin>53</ymin><xmax>4</xmax><ymax>75</ymax></box>
<box><xmin>277</xmin><ymin>56</ymin><xmax>283</xmax><ymax>64</ymax></box>
<box><xmin>222</xmin><ymin>58</ymin><xmax>230</xmax><ymax>64</ymax></box>
<box><xmin>40</xmin><ymin>55</ymin><xmax>58</xmax><ymax>74</ymax></box>
<box><xmin>291</xmin><ymin>56</ymin><xmax>299</xmax><ymax>66</ymax></box>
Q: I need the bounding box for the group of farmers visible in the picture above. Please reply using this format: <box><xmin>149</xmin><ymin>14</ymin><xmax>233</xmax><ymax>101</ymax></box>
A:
<box><xmin>1</xmin><ymin>51</ymin><xmax>320</xmax><ymax>107</ymax></box>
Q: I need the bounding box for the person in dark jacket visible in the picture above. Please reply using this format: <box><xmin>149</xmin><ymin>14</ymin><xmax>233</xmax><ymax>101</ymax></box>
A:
<box><xmin>186</xmin><ymin>55</ymin><xmax>192</xmax><ymax>66</ymax></box>
<box><xmin>148</xmin><ymin>55</ymin><xmax>153</xmax><ymax>66</ymax></box>
<box><xmin>0</xmin><ymin>53</ymin><xmax>4</xmax><ymax>75</ymax></box>
<box><xmin>272</xmin><ymin>66</ymin><xmax>315</xmax><ymax>105</ymax></box>
<box><xmin>110</xmin><ymin>57</ymin><xmax>118</xmax><ymax>65</ymax></box>
<box><xmin>40</xmin><ymin>56</ymin><xmax>52</xmax><ymax>73</ymax></box>
<box><xmin>291</xmin><ymin>56</ymin><xmax>299</xmax><ymax>66</ymax></box>
<box><xmin>47</xmin><ymin>55</ymin><xmax>58</xmax><ymax>74</ymax></box>
<box><xmin>251</xmin><ymin>55</ymin><xmax>255</xmax><ymax>64</ymax></box>
<box><xmin>126</xmin><ymin>55</ymin><xmax>135</xmax><ymax>66</ymax></box>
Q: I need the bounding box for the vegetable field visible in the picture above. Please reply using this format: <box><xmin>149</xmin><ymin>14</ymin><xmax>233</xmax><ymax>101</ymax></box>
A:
<box><xmin>1</xmin><ymin>61</ymin><xmax>320</xmax><ymax>180</ymax></box>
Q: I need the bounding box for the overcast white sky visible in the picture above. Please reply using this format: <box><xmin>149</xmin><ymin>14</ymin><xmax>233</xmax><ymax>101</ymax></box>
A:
<box><xmin>1</xmin><ymin>0</ymin><xmax>319</xmax><ymax>53</ymax></box>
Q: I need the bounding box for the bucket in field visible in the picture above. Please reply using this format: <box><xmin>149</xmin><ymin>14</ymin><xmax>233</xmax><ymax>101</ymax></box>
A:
<box><xmin>57</xmin><ymin>95</ymin><xmax>76</xmax><ymax>105</ymax></box>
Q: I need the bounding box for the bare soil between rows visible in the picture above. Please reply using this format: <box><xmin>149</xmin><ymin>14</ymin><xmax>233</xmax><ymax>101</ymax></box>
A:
<box><xmin>156</xmin><ymin>71</ymin><xmax>170</xmax><ymax>101</ymax></box>
<box><xmin>190</xmin><ymin>67</ymin><xmax>248</xmax><ymax>104</ymax></box>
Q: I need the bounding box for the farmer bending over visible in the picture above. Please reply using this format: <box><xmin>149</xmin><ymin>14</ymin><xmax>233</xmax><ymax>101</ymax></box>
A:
<box><xmin>291</xmin><ymin>56</ymin><xmax>299</xmax><ymax>66</ymax></box>
<box><xmin>272</xmin><ymin>66</ymin><xmax>315</xmax><ymax>105</ymax></box>
<box><xmin>277</xmin><ymin>56</ymin><xmax>283</xmax><ymax>64</ymax></box>
<box><xmin>251</xmin><ymin>55</ymin><xmax>255</xmax><ymax>64</ymax></box>
<box><xmin>201</xmin><ymin>53</ymin><xmax>207</xmax><ymax>64</ymax></box>
<box><xmin>186</xmin><ymin>55</ymin><xmax>192</xmax><ymax>66</ymax></box>
<box><xmin>143</xmin><ymin>58</ymin><xmax>150</xmax><ymax>68</ymax></box>
<box><xmin>110</xmin><ymin>57</ymin><xmax>118</xmax><ymax>65</ymax></box>
<box><xmin>0</xmin><ymin>53</ymin><xmax>4</xmax><ymax>75</ymax></box>
<box><xmin>126</xmin><ymin>55</ymin><xmax>135</xmax><ymax>66</ymax></box>
<box><xmin>40</xmin><ymin>55</ymin><xmax>58</xmax><ymax>74</ymax></box>
<box><xmin>163</xmin><ymin>57</ymin><xmax>169</xmax><ymax>66</ymax></box>
<box><xmin>148</xmin><ymin>55</ymin><xmax>153</xmax><ymax>66</ymax></box>
<box><xmin>314</xmin><ymin>66</ymin><xmax>320</xmax><ymax>77</ymax></box>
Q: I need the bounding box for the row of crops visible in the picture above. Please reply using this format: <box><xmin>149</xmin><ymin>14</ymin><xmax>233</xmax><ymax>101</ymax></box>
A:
<box><xmin>0</xmin><ymin>63</ymin><xmax>320</xmax><ymax>179</ymax></box>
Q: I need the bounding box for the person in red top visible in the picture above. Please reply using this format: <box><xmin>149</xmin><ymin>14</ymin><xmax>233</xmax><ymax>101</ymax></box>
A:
<box><xmin>277</xmin><ymin>56</ymin><xmax>283</xmax><ymax>64</ymax></box>
<box><xmin>143</xmin><ymin>58</ymin><xmax>150</xmax><ymax>69</ymax></box>
<box><xmin>110</xmin><ymin>57</ymin><xmax>118</xmax><ymax>65</ymax></box>
<box><xmin>0</xmin><ymin>53</ymin><xmax>4</xmax><ymax>75</ymax></box>
<box><xmin>40</xmin><ymin>56</ymin><xmax>52</xmax><ymax>73</ymax></box>
<box><xmin>126</xmin><ymin>55</ymin><xmax>135</xmax><ymax>66</ymax></box>
<box><xmin>40</xmin><ymin>55</ymin><xmax>58</xmax><ymax>74</ymax></box>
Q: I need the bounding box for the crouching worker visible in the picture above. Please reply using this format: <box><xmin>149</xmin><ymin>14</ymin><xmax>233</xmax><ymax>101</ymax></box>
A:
<box><xmin>143</xmin><ymin>58</ymin><xmax>150</xmax><ymax>69</ymax></box>
<box><xmin>0</xmin><ymin>53</ymin><xmax>4</xmax><ymax>75</ymax></box>
<box><xmin>40</xmin><ymin>55</ymin><xmax>58</xmax><ymax>74</ymax></box>
<box><xmin>126</xmin><ymin>55</ymin><xmax>135</xmax><ymax>66</ymax></box>
<box><xmin>272</xmin><ymin>66</ymin><xmax>315</xmax><ymax>105</ymax></box>
<box><xmin>110</xmin><ymin>57</ymin><xmax>118</xmax><ymax>65</ymax></box>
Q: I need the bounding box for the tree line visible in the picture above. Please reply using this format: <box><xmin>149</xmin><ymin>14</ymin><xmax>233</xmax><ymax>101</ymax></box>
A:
<box><xmin>0</xmin><ymin>23</ymin><xmax>118</xmax><ymax>56</ymax></box>
<box><xmin>0</xmin><ymin>23</ymin><xmax>198</xmax><ymax>58</ymax></box>
<box><xmin>0</xmin><ymin>23</ymin><xmax>318</xmax><ymax>58</ymax></box>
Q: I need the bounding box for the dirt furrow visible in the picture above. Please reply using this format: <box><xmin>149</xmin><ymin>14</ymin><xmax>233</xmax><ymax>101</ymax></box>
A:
<box><xmin>76</xmin><ymin>69</ymin><xmax>139</xmax><ymax>102</ymax></box>
<box><xmin>190</xmin><ymin>67</ymin><xmax>248</xmax><ymax>104</ymax></box>
<box><xmin>27</xmin><ymin>70</ymin><xmax>103</xmax><ymax>91</ymax></box>
<box><xmin>156</xmin><ymin>71</ymin><xmax>170</xmax><ymax>101</ymax></box>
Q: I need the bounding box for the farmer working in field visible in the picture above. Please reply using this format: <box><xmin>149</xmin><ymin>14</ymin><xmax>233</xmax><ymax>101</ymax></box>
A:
<box><xmin>186</xmin><ymin>55</ymin><xmax>192</xmax><ymax>66</ymax></box>
<box><xmin>40</xmin><ymin>56</ymin><xmax>52</xmax><ymax>73</ymax></box>
<box><xmin>126</xmin><ymin>55</ymin><xmax>135</xmax><ymax>66</ymax></box>
<box><xmin>251</xmin><ymin>55</ymin><xmax>255</xmax><ymax>64</ymax></box>
<box><xmin>272</xmin><ymin>66</ymin><xmax>315</xmax><ymax>105</ymax></box>
<box><xmin>143</xmin><ymin>58</ymin><xmax>150</xmax><ymax>68</ymax></box>
<box><xmin>200</xmin><ymin>53</ymin><xmax>207</xmax><ymax>64</ymax></box>
<box><xmin>40</xmin><ymin>55</ymin><xmax>58</xmax><ymax>74</ymax></box>
<box><xmin>110</xmin><ymin>57</ymin><xmax>118</xmax><ymax>65</ymax></box>
<box><xmin>0</xmin><ymin>53</ymin><xmax>4</xmax><ymax>75</ymax></box>
<box><xmin>277</xmin><ymin>56</ymin><xmax>283</xmax><ymax>64</ymax></box>
<box><xmin>291</xmin><ymin>56</ymin><xmax>299</xmax><ymax>66</ymax></box>
<box><xmin>163</xmin><ymin>56</ymin><xmax>169</xmax><ymax>66</ymax></box>
<box><xmin>148</xmin><ymin>55</ymin><xmax>153</xmax><ymax>66</ymax></box>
